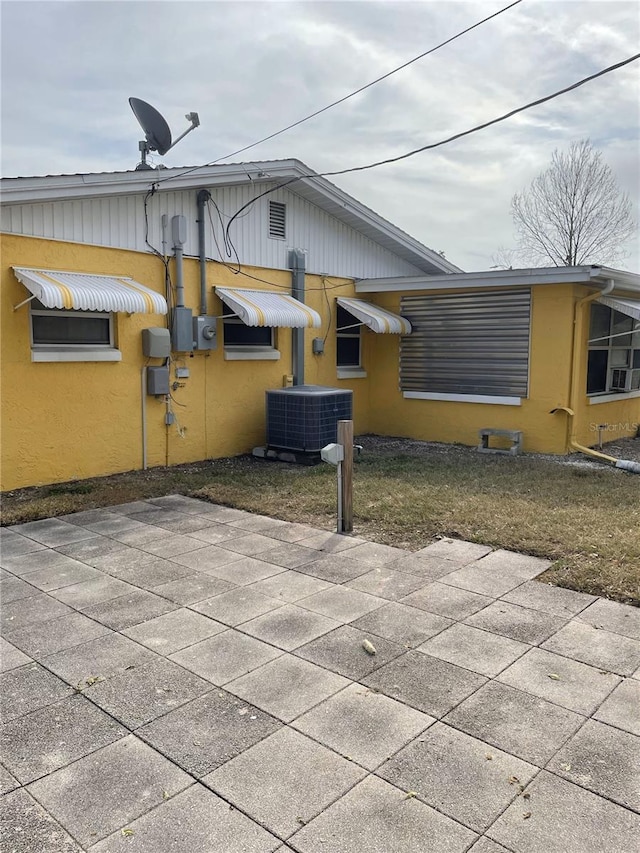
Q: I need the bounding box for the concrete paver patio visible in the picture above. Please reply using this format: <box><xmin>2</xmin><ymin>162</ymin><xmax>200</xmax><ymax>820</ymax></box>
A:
<box><xmin>1</xmin><ymin>494</ymin><xmax>639</xmax><ymax>852</ymax></box>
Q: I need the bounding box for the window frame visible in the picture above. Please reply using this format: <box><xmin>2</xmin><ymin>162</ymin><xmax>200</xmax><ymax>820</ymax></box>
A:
<box><xmin>29</xmin><ymin>300</ymin><xmax>121</xmax><ymax>363</ymax></box>
<box><xmin>336</xmin><ymin>304</ymin><xmax>366</xmax><ymax>378</ymax></box>
<box><xmin>587</xmin><ymin>303</ymin><xmax>640</xmax><ymax>396</ymax></box>
<box><xmin>222</xmin><ymin>315</ymin><xmax>280</xmax><ymax>361</ymax></box>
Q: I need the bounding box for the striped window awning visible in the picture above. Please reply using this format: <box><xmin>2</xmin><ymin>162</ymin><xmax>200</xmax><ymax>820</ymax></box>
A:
<box><xmin>337</xmin><ymin>297</ymin><xmax>411</xmax><ymax>334</ymax></box>
<box><xmin>12</xmin><ymin>267</ymin><xmax>168</xmax><ymax>314</ymax></box>
<box><xmin>216</xmin><ymin>287</ymin><xmax>321</xmax><ymax>328</ymax></box>
<box><xmin>598</xmin><ymin>295</ymin><xmax>640</xmax><ymax>323</ymax></box>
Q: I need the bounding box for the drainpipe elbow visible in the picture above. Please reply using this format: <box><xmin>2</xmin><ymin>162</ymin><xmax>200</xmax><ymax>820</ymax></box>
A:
<box><xmin>568</xmin><ymin>440</ymin><xmax>617</xmax><ymax>465</ymax></box>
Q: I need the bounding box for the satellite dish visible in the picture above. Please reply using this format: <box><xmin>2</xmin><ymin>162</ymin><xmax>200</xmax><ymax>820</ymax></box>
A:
<box><xmin>129</xmin><ymin>97</ymin><xmax>200</xmax><ymax>171</ymax></box>
<box><xmin>129</xmin><ymin>98</ymin><xmax>172</xmax><ymax>155</ymax></box>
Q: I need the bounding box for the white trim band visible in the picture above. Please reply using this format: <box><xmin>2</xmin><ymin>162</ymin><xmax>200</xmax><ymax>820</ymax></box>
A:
<box><xmin>32</xmin><ymin>349</ymin><xmax>122</xmax><ymax>363</ymax></box>
<box><xmin>589</xmin><ymin>390</ymin><xmax>640</xmax><ymax>405</ymax></box>
<box><xmin>337</xmin><ymin>367</ymin><xmax>367</xmax><ymax>379</ymax></box>
<box><xmin>403</xmin><ymin>391</ymin><xmax>522</xmax><ymax>406</ymax></box>
<box><xmin>223</xmin><ymin>347</ymin><xmax>280</xmax><ymax>361</ymax></box>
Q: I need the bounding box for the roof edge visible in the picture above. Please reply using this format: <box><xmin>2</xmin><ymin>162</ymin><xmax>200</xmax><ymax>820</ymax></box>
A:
<box><xmin>0</xmin><ymin>159</ymin><xmax>460</xmax><ymax>276</ymax></box>
<box><xmin>356</xmin><ymin>265</ymin><xmax>640</xmax><ymax>294</ymax></box>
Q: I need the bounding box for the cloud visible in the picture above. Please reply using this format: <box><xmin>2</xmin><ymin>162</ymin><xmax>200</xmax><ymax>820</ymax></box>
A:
<box><xmin>1</xmin><ymin>0</ymin><xmax>638</xmax><ymax>269</ymax></box>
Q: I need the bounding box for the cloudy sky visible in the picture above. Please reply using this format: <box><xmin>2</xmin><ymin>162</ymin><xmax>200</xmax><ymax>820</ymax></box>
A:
<box><xmin>1</xmin><ymin>0</ymin><xmax>638</xmax><ymax>271</ymax></box>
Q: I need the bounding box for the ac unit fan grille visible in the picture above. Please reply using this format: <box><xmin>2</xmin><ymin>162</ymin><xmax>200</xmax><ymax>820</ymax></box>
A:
<box><xmin>266</xmin><ymin>386</ymin><xmax>353</xmax><ymax>452</ymax></box>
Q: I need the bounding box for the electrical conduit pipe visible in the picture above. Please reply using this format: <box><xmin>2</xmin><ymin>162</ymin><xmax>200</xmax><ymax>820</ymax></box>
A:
<box><xmin>197</xmin><ymin>189</ymin><xmax>211</xmax><ymax>316</ymax></box>
<box><xmin>141</xmin><ymin>366</ymin><xmax>148</xmax><ymax>469</ymax></box>
<box><xmin>289</xmin><ymin>249</ymin><xmax>306</xmax><ymax>385</ymax></box>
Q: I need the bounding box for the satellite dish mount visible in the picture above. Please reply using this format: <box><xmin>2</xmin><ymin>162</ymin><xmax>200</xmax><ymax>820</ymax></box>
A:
<box><xmin>129</xmin><ymin>97</ymin><xmax>200</xmax><ymax>171</ymax></box>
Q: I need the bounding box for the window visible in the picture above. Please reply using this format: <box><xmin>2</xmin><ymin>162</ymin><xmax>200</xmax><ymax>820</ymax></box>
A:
<box><xmin>223</xmin><ymin>316</ymin><xmax>279</xmax><ymax>360</ymax></box>
<box><xmin>399</xmin><ymin>290</ymin><xmax>531</xmax><ymax>401</ymax></box>
<box><xmin>268</xmin><ymin>201</ymin><xmax>286</xmax><ymax>239</ymax></box>
<box><xmin>336</xmin><ymin>304</ymin><xmax>364</xmax><ymax>376</ymax></box>
<box><xmin>30</xmin><ymin>299</ymin><xmax>120</xmax><ymax>362</ymax></box>
<box><xmin>587</xmin><ymin>303</ymin><xmax>640</xmax><ymax>394</ymax></box>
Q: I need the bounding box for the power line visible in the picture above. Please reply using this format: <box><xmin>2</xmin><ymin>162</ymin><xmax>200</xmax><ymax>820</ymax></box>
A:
<box><xmin>321</xmin><ymin>52</ymin><xmax>640</xmax><ymax>178</ymax></box>
<box><xmin>154</xmin><ymin>0</ymin><xmax>524</xmax><ymax>189</ymax></box>
<box><xmin>204</xmin><ymin>245</ymin><xmax>355</xmax><ymax>294</ymax></box>
<box><xmin>201</xmin><ymin>0</ymin><xmax>524</xmax><ymax>166</ymax></box>
<box><xmin>222</xmin><ymin>51</ymin><xmax>640</xmax><ymax>240</ymax></box>
<box><xmin>150</xmin><ymin>49</ymin><xmax>639</xmax><ymax>288</ymax></box>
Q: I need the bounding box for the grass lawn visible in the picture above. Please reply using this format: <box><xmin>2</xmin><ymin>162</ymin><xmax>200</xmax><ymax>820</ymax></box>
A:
<box><xmin>2</xmin><ymin>437</ymin><xmax>639</xmax><ymax>606</ymax></box>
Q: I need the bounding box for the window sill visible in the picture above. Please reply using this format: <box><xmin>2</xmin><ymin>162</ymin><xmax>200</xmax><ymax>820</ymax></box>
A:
<box><xmin>337</xmin><ymin>367</ymin><xmax>367</xmax><ymax>379</ymax></box>
<box><xmin>403</xmin><ymin>391</ymin><xmax>522</xmax><ymax>406</ymax></box>
<box><xmin>31</xmin><ymin>349</ymin><xmax>122</xmax><ymax>363</ymax></box>
<box><xmin>224</xmin><ymin>347</ymin><xmax>280</xmax><ymax>361</ymax></box>
<box><xmin>589</xmin><ymin>390</ymin><xmax>640</xmax><ymax>405</ymax></box>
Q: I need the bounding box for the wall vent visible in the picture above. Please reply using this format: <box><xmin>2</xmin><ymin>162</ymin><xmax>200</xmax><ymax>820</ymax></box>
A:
<box><xmin>266</xmin><ymin>385</ymin><xmax>353</xmax><ymax>452</ymax></box>
<box><xmin>269</xmin><ymin>201</ymin><xmax>286</xmax><ymax>239</ymax></box>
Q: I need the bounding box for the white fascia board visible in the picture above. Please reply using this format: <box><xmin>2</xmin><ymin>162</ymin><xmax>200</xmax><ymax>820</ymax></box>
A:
<box><xmin>356</xmin><ymin>266</ymin><xmax>640</xmax><ymax>293</ymax></box>
<box><xmin>0</xmin><ymin>160</ymin><xmax>302</xmax><ymax>203</ymax></box>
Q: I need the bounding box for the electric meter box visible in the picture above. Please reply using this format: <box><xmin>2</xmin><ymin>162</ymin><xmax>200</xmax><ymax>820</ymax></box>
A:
<box><xmin>147</xmin><ymin>366</ymin><xmax>170</xmax><ymax>396</ymax></box>
<box><xmin>142</xmin><ymin>327</ymin><xmax>171</xmax><ymax>358</ymax></box>
<box><xmin>193</xmin><ymin>315</ymin><xmax>218</xmax><ymax>350</ymax></box>
<box><xmin>172</xmin><ymin>307</ymin><xmax>194</xmax><ymax>352</ymax></box>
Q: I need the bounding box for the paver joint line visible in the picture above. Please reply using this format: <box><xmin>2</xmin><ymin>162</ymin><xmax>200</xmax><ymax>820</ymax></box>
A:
<box><xmin>2</xmin><ymin>498</ymin><xmax>639</xmax><ymax>853</ymax></box>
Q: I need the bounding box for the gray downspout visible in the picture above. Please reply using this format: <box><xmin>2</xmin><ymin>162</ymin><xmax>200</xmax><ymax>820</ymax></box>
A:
<box><xmin>196</xmin><ymin>189</ymin><xmax>211</xmax><ymax>315</ymax></box>
<box><xmin>288</xmin><ymin>249</ymin><xmax>306</xmax><ymax>385</ymax></box>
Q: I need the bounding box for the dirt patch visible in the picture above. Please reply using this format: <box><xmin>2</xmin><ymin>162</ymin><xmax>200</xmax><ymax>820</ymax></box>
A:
<box><xmin>357</xmin><ymin>434</ymin><xmax>640</xmax><ymax>466</ymax></box>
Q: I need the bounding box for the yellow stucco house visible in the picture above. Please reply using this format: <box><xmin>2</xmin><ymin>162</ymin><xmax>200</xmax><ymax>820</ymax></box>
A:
<box><xmin>1</xmin><ymin>159</ymin><xmax>639</xmax><ymax>491</ymax></box>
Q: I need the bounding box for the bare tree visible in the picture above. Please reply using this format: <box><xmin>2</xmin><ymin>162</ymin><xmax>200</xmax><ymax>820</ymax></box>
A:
<box><xmin>490</xmin><ymin>246</ymin><xmax>519</xmax><ymax>269</ymax></box>
<box><xmin>510</xmin><ymin>140</ymin><xmax>635</xmax><ymax>267</ymax></box>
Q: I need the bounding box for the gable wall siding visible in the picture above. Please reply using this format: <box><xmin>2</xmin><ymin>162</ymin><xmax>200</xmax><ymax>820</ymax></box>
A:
<box><xmin>1</xmin><ymin>183</ymin><xmax>425</xmax><ymax>279</ymax></box>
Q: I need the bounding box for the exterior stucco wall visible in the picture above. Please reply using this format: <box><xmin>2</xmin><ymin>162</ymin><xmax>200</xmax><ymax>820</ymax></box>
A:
<box><xmin>572</xmin><ymin>287</ymin><xmax>640</xmax><ymax>448</ymax></box>
<box><xmin>577</xmin><ymin>396</ymin><xmax>640</xmax><ymax>448</ymax></box>
<box><xmin>0</xmin><ymin>233</ymin><xmax>371</xmax><ymax>490</ymax></box>
<box><xmin>367</xmin><ymin>284</ymin><xmax>586</xmax><ymax>455</ymax></box>
<box><xmin>3</xmin><ymin>234</ymin><xmax>637</xmax><ymax>491</ymax></box>
<box><xmin>367</xmin><ymin>282</ymin><xmax>639</xmax><ymax>454</ymax></box>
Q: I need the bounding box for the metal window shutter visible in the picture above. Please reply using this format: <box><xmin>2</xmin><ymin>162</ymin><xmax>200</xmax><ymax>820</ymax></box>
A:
<box><xmin>400</xmin><ymin>290</ymin><xmax>531</xmax><ymax>397</ymax></box>
<box><xmin>269</xmin><ymin>201</ymin><xmax>286</xmax><ymax>238</ymax></box>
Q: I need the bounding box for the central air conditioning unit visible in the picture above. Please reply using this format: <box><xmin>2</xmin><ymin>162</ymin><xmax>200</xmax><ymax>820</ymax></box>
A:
<box><xmin>266</xmin><ymin>385</ymin><xmax>353</xmax><ymax>452</ymax></box>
